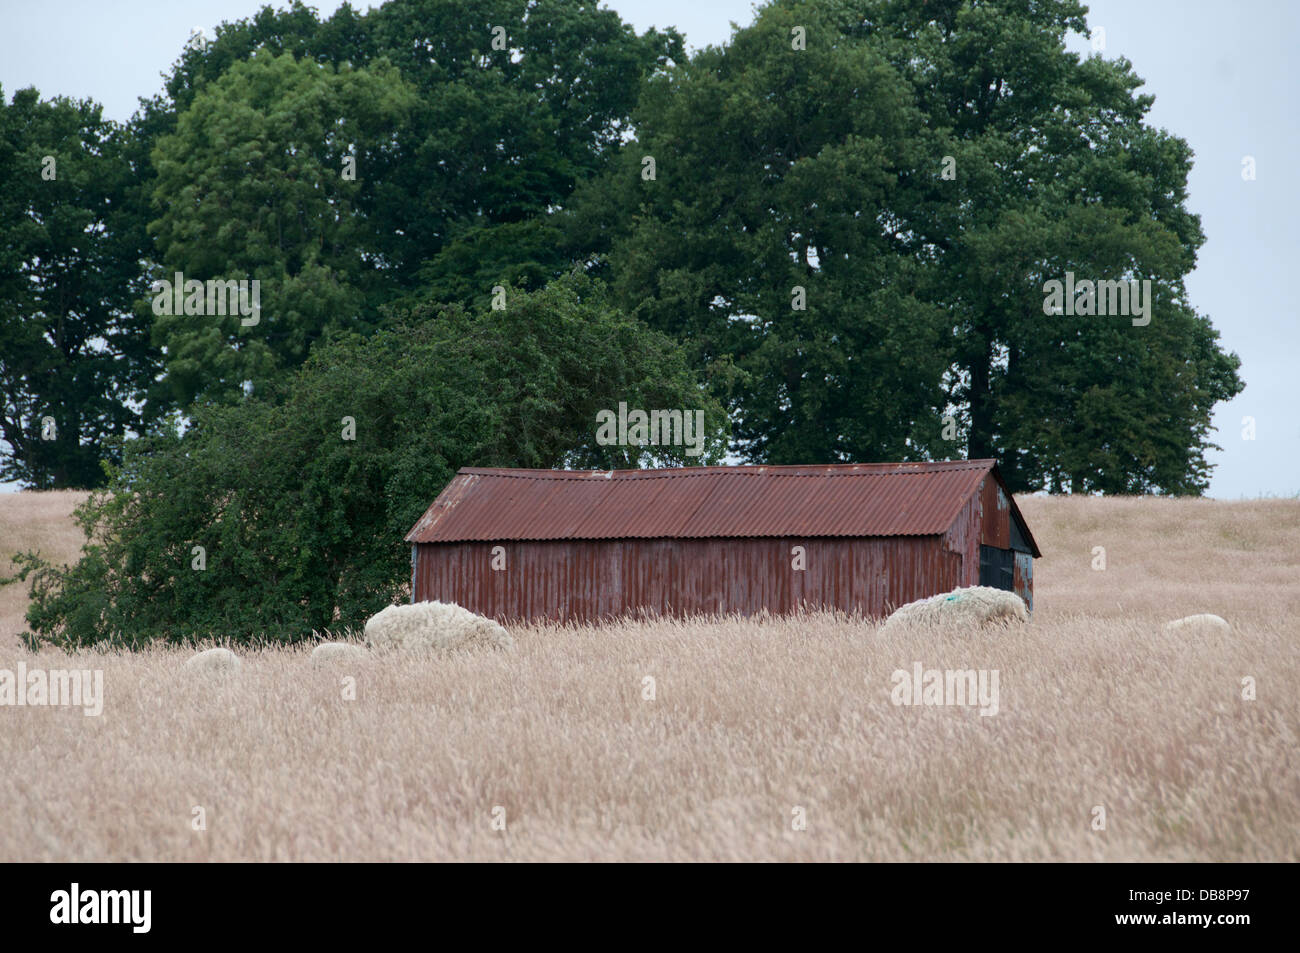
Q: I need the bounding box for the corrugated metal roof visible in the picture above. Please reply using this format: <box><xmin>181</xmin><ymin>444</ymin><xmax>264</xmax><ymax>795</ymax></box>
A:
<box><xmin>406</xmin><ymin>460</ymin><xmax>1008</xmax><ymax>543</ymax></box>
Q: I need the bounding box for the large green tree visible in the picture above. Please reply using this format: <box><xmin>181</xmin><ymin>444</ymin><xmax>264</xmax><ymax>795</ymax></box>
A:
<box><xmin>148</xmin><ymin>52</ymin><xmax>417</xmax><ymax>405</ymax></box>
<box><xmin>0</xmin><ymin>88</ymin><xmax>164</xmax><ymax>488</ymax></box>
<box><xmin>863</xmin><ymin>0</ymin><xmax>1242</xmax><ymax>492</ymax></box>
<box><xmin>570</xmin><ymin>0</ymin><xmax>1242</xmax><ymax>493</ymax></box>
<box><xmin>12</xmin><ymin>274</ymin><xmax>727</xmax><ymax>648</ymax></box>
<box><xmin>159</xmin><ymin>0</ymin><xmax>684</xmax><ymax>304</ymax></box>
<box><xmin>569</xmin><ymin>0</ymin><xmax>951</xmax><ymax>463</ymax></box>
<box><xmin>3</xmin><ymin>1</ymin><xmax>686</xmax><ymax>480</ymax></box>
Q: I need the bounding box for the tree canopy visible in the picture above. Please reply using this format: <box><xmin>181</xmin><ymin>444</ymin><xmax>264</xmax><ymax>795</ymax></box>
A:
<box><xmin>568</xmin><ymin>0</ymin><xmax>1242</xmax><ymax>492</ymax></box>
<box><xmin>13</xmin><ymin>274</ymin><xmax>726</xmax><ymax>648</ymax></box>
<box><xmin>148</xmin><ymin>52</ymin><xmax>418</xmax><ymax>404</ymax></box>
<box><xmin>0</xmin><ymin>88</ymin><xmax>163</xmax><ymax>488</ymax></box>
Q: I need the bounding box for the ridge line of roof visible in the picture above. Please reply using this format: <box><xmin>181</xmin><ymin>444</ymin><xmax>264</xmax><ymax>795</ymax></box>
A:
<box><xmin>416</xmin><ymin>530</ymin><xmax>950</xmax><ymax>542</ymax></box>
<box><xmin>456</xmin><ymin>461</ymin><xmax>997</xmax><ymax>480</ymax></box>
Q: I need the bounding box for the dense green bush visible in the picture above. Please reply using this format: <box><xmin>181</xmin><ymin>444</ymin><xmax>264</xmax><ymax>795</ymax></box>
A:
<box><xmin>10</xmin><ymin>275</ymin><xmax>727</xmax><ymax>649</ymax></box>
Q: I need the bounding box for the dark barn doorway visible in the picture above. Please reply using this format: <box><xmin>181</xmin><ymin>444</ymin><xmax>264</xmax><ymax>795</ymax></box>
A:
<box><xmin>979</xmin><ymin>545</ymin><xmax>1014</xmax><ymax>591</ymax></box>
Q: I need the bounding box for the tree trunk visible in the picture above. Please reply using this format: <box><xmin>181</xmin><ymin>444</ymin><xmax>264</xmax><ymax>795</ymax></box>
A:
<box><xmin>966</xmin><ymin>333</ymin><xmax>994</xmax><ymax>460</ymax></box>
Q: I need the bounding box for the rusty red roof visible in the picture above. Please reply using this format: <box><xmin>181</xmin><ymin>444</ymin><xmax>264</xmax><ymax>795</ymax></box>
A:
<box><xmin>406</xmin><ymin>460</ymin><xmax>1038</xmax><ymax>549</ymax></box>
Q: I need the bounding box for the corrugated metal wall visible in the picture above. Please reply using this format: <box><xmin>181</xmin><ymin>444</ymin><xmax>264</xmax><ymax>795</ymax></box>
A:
<box><xmin>953</xmin><ymin>474</ymin><xmax>1033</xmax><ymax>609</ymax></box>
<box><xmin>414</xmin><ymin>536</ymin><xmax>965</xmax><ymax>624</ymax></box>
<box><xmin>978</xmin><ymin>476</ymin><xmax>1012</xmax><ymax>549</ymax></box>
<box><xmin>1013</xmin><ymin>553</ymin><xmax>1034</xmax><ymax>612</ymax></box>
<box><xmin>940</xmin><ymin>472</ymin><xmax>1034</xmax><ymax>610</ymax></box>
<box><xmin>944</xmin><ymin>486</ymin><xmax>982</xmax><ymax>588</ymax></box>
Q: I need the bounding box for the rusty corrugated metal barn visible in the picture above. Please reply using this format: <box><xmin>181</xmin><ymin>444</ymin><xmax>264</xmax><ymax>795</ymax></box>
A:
<box><xmin>405</xmin><ymin>459</ymin><xmax>1041</xmax><ymax>624</ymax></box>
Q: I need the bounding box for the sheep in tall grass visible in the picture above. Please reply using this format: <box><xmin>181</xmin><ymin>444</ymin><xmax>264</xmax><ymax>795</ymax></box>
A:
<box><xmin>310</xmin><ymin>642</ymin><xmax>370</xmax><ymax>665</ymax></box>
<box><xmin>883</xmin><ymin>586</ymin><xmax>1028</xmax><ymax>633</ymax></box>
<box><xmin>1163</xmin><ymin>614</ymin><xmax>1231</xmax><ymax>635</ymax></box>
<box><xmin>364</xmin><ymin>601</ymin><xmax>513</xmax><ymax>654</ymax></box>
<box><xmin>183</xmin><ymin>647</ymin><xmax>241</xmax><ymax>675</ymax></box>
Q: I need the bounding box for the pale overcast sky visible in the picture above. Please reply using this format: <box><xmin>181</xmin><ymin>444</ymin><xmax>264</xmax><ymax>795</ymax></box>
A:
<box><xmin>1</xmin><ymin>1</ymin><xmax>1295</xmax><ymax>498</ymax></box>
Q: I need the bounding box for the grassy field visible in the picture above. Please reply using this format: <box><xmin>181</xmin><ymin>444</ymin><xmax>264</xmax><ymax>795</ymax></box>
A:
<box><xmin>1</xmin><ymin>491</ymin><xmax>1297</xmax><ymax>861</ymax></box>
<box><xmin>0</xmin><ymin>490</ymin><xmax>88</xmax><ymax>650</ymax></box>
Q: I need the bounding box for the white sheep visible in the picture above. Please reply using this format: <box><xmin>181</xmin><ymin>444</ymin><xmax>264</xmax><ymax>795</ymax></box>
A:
<box><xmin>1163</xmin><ymin>614</ymin><xmax>1231</xmax><ymax>635</ymax></box>
<box><xmin>364</xmin><ymin>601</ymin><xmax>513</xmax><ymax>654</ymax></box>
<box><xmin>183</xmin><ymin>647</ymin><xmax>241</xmax><ymax>674</ymax></box>
<box><xmin>310</xmin><ymin>642</ymin><xmax>370</xmax><ymax>665</ymax></box>
<box><xmin>882</xmin><ymin>586</ymin><xmax>1028</xmax><ymax>632</ymax></box>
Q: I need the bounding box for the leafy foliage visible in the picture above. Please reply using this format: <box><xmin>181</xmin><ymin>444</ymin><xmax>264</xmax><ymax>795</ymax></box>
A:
<box><xmin>569</xmin><ymin>0</ymin><xmax>1243</xmax><ymax>492</ymax></box>
<box><xmin>160</xmin><ymin>0</ymin><xmax>684</xmax><ymax>302</ymax></box>
<box><xmin>148</xmin><ymin>52</ymin><xmax>419</xmax><ymax>404</ymax></box>
<box><xmin>0</xmin><ymin>88</ymin><xmax>165</xmax><ymax>488</ymax></box>
<box><xmin>14</xmin><ymin>275</ymin><xmax>726</xmax><ymax>648</ymax></box>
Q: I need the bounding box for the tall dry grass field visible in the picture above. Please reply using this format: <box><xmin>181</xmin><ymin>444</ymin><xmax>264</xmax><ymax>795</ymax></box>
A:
<box><xmin>1</xmin><ymin>492</ymin><xmax>1297</xmax><ymax>861</ymax></box>
<box><xmin>0</xmin><ymin>491</ymin><xmax>89</xmax><ymax>652</ymax></box>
